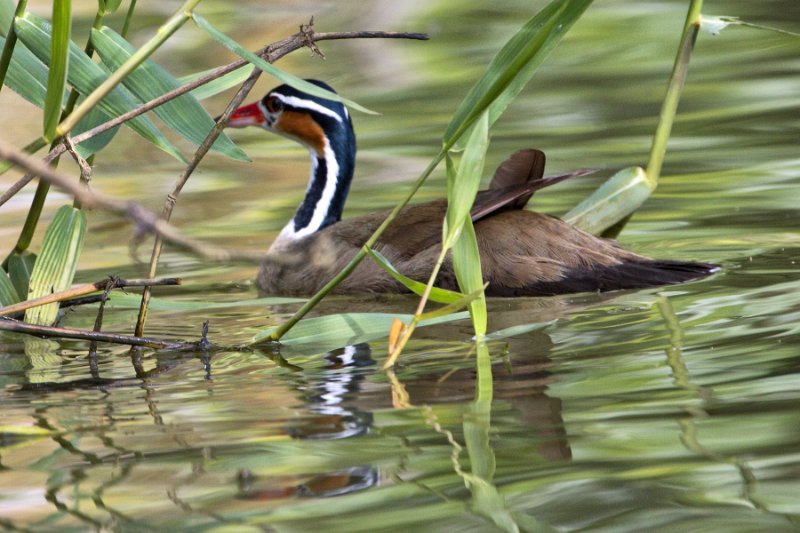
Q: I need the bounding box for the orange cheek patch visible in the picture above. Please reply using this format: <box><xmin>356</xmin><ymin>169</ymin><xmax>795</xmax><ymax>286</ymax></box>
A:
<box><xmin>275</xmin><ymin>111</ymin><xmax>326</xmax><ymax>155</ymax></box>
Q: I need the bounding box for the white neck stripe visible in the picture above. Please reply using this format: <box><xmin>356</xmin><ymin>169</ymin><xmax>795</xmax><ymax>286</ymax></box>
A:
<box><xmin>274</xmin><ymin>140</ymin><xmax>341</xmax><ymax>243</ymax></box>
<box><xmin>272</xmin><ymin>93</ymin><xmax>343</xmax><ymax>123</ymax></box>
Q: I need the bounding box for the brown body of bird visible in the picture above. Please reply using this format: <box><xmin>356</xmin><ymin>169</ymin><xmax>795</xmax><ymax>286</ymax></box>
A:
<box><xmin>226</xmin><ymin>80</ymin><xmax>717</xmax><ymax>296</ymax></box>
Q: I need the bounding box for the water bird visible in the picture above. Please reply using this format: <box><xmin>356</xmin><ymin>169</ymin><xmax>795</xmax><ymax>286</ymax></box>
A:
<box><xmin>226</xmin><ymin>80</ymin><xmax>717</xmax><ymax>296</ymax></box>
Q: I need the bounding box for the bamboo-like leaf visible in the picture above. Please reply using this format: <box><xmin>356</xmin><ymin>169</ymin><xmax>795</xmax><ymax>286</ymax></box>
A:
<box><xmin>563</xmin><ymin>166</ymin><xmax>653</xmax><ymax>235</ymax></box>
<box><xmin>453</xmin><ymin>217</ymin><xmax>487</xmax><ymax>336</ymax></box>
<box><xmin>43</xmin><ymin>0</ymin><xmax>70</xmax><ymax>141</ymax></box>
<box><xmin>365</xmin><ymin>246</ymin><xmax>464</xmax><ymax>304</ymax></box>
<box><xmin>443</xmin><ymin>0</ymin><xmax>593</xmax><ymax>146</ymax></box>
<box><xmin>252</xmin><ymin>311</ymin><xmax>469</xmax><ymax>347</ymax></box>
<box><xmin>178</xmin><ymin>64</ymin><xmax>251</xmax><ymax>101</ymax></box>
<box><xmin>15</xmin><ymin>13</ymin><xmax>185</xmax><ymax>161</ymax></box>
<box><xmin>0</xmin><ymin>268</ymin><xmax>19</xmax><ymax>306</ymax></box>
<box><xmin>443</xmin><ymin>112</ymin><xmax>489</xmax><ymax>248</ymax></box>
<box><xmin>7</xmin><ymin>251</ymin><xmax>36</xmax><ymax>301</ymax></box>
<box><xmin>192</xmin><ymin>13</ymin><xmax>377</xmax><ymax>115</ymax></box>
<box><xmin>24</xmin><ymin>205</ymin><xmax>86</xmax><ymax>325</ymax></box>
<box><xmin>92</xmin><ymin>27</ymin><xmax>249</xmax><ymax>161</ymax></box>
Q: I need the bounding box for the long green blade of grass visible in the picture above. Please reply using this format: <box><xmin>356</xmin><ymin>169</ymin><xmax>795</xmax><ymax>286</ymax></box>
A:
<box><xmin>24</xmin><ymin>205</ymin><xmax>86</xmax><ymax>325</ymax></box>
<box><xmin>192</xmin><ymin>13</ymin><xmax>377</xmax><ymax>115</ymax></box>
<box><xmin>15</xmin><ymin>12</ymin><xmax>184</xmax><ymax>161</ymax></box>
<box><xmin>42</xmin><ymin>0</ymin><xmax>70</xmax><ymax>141</ymax></box>
<box><xmin>92</xmin><ymin>26</ymin><xmax>249</xmax><ymax>161</ymax></box>
<box><xmin>443</xmin><ymin>0</ymin><xmax>593</xmax><ymax>146</ymax></box>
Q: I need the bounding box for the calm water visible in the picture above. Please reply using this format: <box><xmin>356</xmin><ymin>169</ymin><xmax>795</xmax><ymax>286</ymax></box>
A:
<box><xmin>2</xmin><ymin>0</ymin><xmax>800</xmax><ymax>531</ymax></box>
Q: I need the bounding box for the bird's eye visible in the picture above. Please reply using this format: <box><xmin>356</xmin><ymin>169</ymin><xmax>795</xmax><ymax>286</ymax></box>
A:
<box><xmin>265</xmin><ymin>96</ymin><xmax>283</xmax><ymax>114</ymax></box>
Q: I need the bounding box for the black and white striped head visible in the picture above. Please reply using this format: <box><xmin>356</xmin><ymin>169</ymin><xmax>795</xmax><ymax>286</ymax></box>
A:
<box><xmin>227</xmin><ymin>80</ymin><xmax>358</xmax><ymax>242</ymax></box>
<box><xmin>227</xmin><ymin>79</ymin><xmax>355</xmax><ymax>159</ymax></box>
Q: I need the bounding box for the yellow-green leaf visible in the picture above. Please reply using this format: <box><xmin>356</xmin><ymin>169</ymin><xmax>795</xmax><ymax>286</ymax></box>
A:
<box><xmin>25</xmin><ymin>206</ymin><xmax>86</xmax><ymax>325</ymax></box>
<box><xmin>193</xmin><ymin>13</ymin><xmax>377</xmax><ymax>115</ymax></box>
<box><xmin>563</xmin><ymin>166</ymin><xmax>654</xmax><ymax>235</ymax></box>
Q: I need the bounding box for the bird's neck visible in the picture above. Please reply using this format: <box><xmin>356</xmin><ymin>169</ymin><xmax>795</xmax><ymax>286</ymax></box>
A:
<box><xmin>273</xmin><ymin>135</ymin><xmax>356</xmax><ymax>247</ymax></box>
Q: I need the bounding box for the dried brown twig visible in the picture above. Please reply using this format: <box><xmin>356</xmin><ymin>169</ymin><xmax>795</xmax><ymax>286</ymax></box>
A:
<box><xmin>0</xmin><ymin>276</ymin><xmax>181</xmax><ymax>317</ymax></box>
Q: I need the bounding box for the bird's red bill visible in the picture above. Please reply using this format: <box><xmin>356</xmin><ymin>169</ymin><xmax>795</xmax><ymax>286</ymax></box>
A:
<box><xmin>227</xmin><ymin>102</ymin><xmax>266</xmax><ymax>127</ymax></box>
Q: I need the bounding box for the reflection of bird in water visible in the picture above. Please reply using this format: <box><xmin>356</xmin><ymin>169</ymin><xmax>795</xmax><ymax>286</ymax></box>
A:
<box><xmin>237</xmin><ymin>466</ymin><xmax>378</xmax><ymax>500</ymax></box>
<box><xmin>238</xmin><ymin>345</ymin><xmax>378</xmax><ymax>500</ymax></box>
<box><xmin>288</xmin><ymin>344</ymin><xmax>374</xmax><ymax>441</ymax></box>
<box><xmin>226</xmin><ymin>80</ymin><xmax>717</xmax><ymax>296</ymax></box>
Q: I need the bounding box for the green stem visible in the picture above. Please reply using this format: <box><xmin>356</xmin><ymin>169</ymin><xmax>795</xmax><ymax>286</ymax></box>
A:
<box><xmin>269</xmin><ymin>150</ymin><xmax>447</xmax><ymax>341</ymax></box>
<box><xmin>120</xmin><ymin>0</ymin><xmax>137</xmax><ymax>37</ymax></box>
<box><xmin>644</xmin><ymin>0</ymin><xmax>703</xmax><ymax>186</ymax></box>
<box><xmin>0</xmin><ymin>0</ymin><xmax>27</xmax><ymax>95</ymax></box>
<box><xmin>55</xmin><ymin>0</ymin><xmax>202</xmax><ymax>138</ymax></box>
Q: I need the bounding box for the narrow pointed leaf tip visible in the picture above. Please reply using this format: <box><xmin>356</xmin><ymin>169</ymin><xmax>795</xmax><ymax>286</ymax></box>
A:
<box><xmin>192</xmin><ymin>13</ymin><xmax>378</xmax><ymax>115</ymax></box>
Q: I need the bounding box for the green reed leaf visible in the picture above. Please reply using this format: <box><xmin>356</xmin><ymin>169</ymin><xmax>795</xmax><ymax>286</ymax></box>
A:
<box><xmin>563</xmin><ymin>166</ymin><xmax>654</xmax><ymax>235</ymax></box>
<box><xmin>7</xmin><ymin>251</ymin><xmax>36</xmax><ymax>301</ymax></box>
<box><xmin>252</xmin><ymin>311</ymin><xmax>469</xmax><ymax>347</ymax></box>
<box><xmin>193</xmin><ymin>13</ymin><xmax>377</xmax><ymax>115</ymax></box>
<box><xmin>92</xmin><ymin>26</ymin><xmax>249</xmax><ymax>161</ymax></box>
<box><xmin>365</xmin><ymin>246</ymin><xmax>464</xmax><ymax>304</ymax></box>
<box><xmin>15</xmin><ymin>12</ymin><xmax>185</xmax><ymax>161</ymax></box>
<box><xmin>443</xmin><ymin>0</ymin><xmax>593</xmax><ymax>147</ymax></box>
<box><xmin>453</xmin><ymin>217</ymin><xmax>487</xmax><ymax>336</ymax></box>
<box><xmin>178</xmin><ymin>64</ymin><xmax>251</xmax><ymax>101</ymax></box>
<box><xmin>443</xmin><ymin>112</ymin><xmax>489</xmax><ymax>248</ymax></box>
<box><xmin>0</xmin><ymin>267</ymin><xmax>19</xmax><ymax>306</ymax></box>
<box><xmin>25</xmin><ymin>205</ymin><xmax>86</xmax><ymax>325</ymax></box>
<box><xmin>43</xmin><ymin>0</ymin><xmax>70</xmax><ymax>141</ymax></box>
